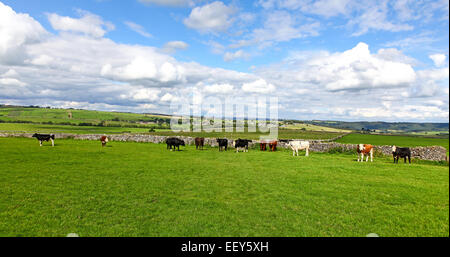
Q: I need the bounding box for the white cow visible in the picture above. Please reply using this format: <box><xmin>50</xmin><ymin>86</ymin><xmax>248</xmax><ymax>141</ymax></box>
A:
<box><xmin>288</xmin><ymin>140</ymin><xmax>309</xmax><ymax>156</ymax></box>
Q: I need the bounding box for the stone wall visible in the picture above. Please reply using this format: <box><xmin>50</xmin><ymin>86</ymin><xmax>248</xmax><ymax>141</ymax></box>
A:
<box><xmin>1</xmin><ymin>132</ymin><xmax>447</xmax><ymax>161</ymax></box>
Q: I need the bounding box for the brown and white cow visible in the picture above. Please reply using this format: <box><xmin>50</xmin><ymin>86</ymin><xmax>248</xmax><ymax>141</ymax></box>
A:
<box><xmin>357</xmin><ymin>144</ymin><xmax>374</xmax><ymax>162</ymax></box>
<box><xmin>100</xmin><ymin>136</ymin><xmax>108</xmax><ymax>147</ymax></box>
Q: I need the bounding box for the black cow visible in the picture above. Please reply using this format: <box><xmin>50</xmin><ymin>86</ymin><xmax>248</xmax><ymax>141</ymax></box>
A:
<box><xmin>233</xmin><ymin>139</ymin><xmax>252</xmax><ymax>153</ymax></box>
<box><xmin>216</xmin><ymin>138</ymin><xmax>228</xmax><ymax>151</ymax></box>
<box><xmin>392</xmin><ymin>145</ymin><xmax>411</xmax><ymax>164</ymax></box>
<box><xmin>166</xmin><ymin>137</ymin><xmax>185</xmax><ymax>151</ymax></box>
<box><xmin>32</xmin><ymin>133</ymin><xmax>55</xmax><ymax>147</ymax></box>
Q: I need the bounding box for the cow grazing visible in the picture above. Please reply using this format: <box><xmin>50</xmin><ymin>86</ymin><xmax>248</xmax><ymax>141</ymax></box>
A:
<box><xmin>268</xmin><ymin>140</ymin><xmax>277</xmax><ymax>151</ymax></box>
<box><xmin>195</xmin><ymin>137</ymin><xmax>205</xmax><ymax>150</ymax></box>
<box><xmin>100</xmin><ymin>136</ymin><xmax>108</xmax><ymax>147</ymax></box>
<box><xmin>288</xmin><ymin>140</ymin><xmax>309</xmax><ymax>156</ymax></box>
<box><xmin>216</xmin><ymin>138</ymin><xmax>228</xmax><ymax>151</ymax></box>
<box><xmin>392</xmin><ymin>145</ymin><xmax>411</xmax><ymax>164</ymax></box>
<box><xmin>357</xmin><ymin>144</ymin><xmax>374</xmax><ymax>162</ymax></box>
<box><xmin>260</xmin><ymin>141</ymin><xmax>267</xmax><ymax>151</ymax></box>
<box><xmin>32</xmin><ymin>133</ymin><xmax>55</xmax><ymax>147</ymax></box>
<box><xmin>166</xmin><ymin>137</ymin><xmax>185</xmax><ymax>151</ymax></box>
<box><xmin>234</xmin><ymin>139</ymin><xmax>252</xmax><ymax>153</ymax></box>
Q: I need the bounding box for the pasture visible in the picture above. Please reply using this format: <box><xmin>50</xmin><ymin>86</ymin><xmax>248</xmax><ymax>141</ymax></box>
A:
<box><xmin>0</xmin><ymin>137</ymin><xmax>448</xmax><ymax>237</ymax></box>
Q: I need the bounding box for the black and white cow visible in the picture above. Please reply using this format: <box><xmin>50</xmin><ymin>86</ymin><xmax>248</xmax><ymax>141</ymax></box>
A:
<box><xmin>216</xmin><ymin>138</ymin><xmax>228</xmax><ymax>151</ymax></box>
<box><xmin>233</xmin><ymin>139</ymin><xmax>252</xmax><ymax>153</ymax></box>
<box><xmin>392</xmin><ymin>145</ymin><xmax>411</xmax><ymax>164</ymax></box>
<box><xmin>166</xmin><ymin>137</ymin><xmax>185</xmax><ymax>151</ymax></box>
<box><xmin>32</xmin><ymin>133</ymin><xmax>55</xmax><ymax>147</ymax></box>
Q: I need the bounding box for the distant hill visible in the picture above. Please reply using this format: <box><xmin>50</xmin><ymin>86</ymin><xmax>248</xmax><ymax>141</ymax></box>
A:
<box><xmin>303</xmin><ymin>120</ymin><xmax>449</xmax><ymax>134</ymax></box>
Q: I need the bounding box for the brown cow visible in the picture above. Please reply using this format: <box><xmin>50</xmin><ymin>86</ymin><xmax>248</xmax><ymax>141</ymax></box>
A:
<box><xmin>100</xmin><ymin>136</ymin><xmax>108</xmax><ymax>147</ymax></box>
<box><xmin>269</xmin><ymin>140</ymin><xmax>277</xmax><ymax>151</ymax></box>
<box><xmin>195</xmin><ymin>137</ymin><xmax>205</xmax><ymax>150</ymax></box>
<box><xmin>357</xmin><ymin>144</ymin><xmax>373</xmax><ymax>162</ymax></box>
<box><xmin>260</xmin><ymin>142</ymin><xmax>267</xmax><ymax>151</ymax></box>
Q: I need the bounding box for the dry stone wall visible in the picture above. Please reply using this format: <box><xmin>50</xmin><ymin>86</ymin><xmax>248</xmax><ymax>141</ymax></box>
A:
<box><xmin>0</xmin><ymin>132</ymin><xmax>447</xmax><ymax>161</ymax></box>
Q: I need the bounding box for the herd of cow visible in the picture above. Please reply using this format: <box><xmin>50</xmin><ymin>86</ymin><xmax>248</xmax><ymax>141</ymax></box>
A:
<box><xmin>30</xmin><ymin>133</ymin><xmax>413</xmax><ymax>163</ymax></box>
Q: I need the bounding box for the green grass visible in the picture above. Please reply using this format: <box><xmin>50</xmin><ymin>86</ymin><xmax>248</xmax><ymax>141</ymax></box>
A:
<box><xmin>0</xmin><ymin>122</ymin><xmax>344</xmax><ymax>140</ymax></box>
<box><xmin>0</xmin><ymin>137</ymin><xmax>448</xmax><ymax>237</ymax></box>
<box><xmin>336</xmin><ymin>133</ymin><xmax>449</xmax><ymax>154</ymax></box>
<box><xmin>0</xmin><ymin>123</ymin><xmax>156</xmax><ymax>134</ymax></box>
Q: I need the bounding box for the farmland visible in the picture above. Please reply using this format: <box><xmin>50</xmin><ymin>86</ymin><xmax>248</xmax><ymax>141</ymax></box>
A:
<box><xmin>0</xmin><ymin>106</ymin><xmax>448</xmax><ymax>237</ymax></box>
<box><xmin>0</xmin><ymin>137</ymin><xmax>448</xmax><ymax>237</ymax></box>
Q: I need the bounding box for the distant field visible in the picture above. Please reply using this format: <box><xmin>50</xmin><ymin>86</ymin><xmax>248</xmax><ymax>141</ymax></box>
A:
<box><xmin>336</xmin><ymin>133</ymin><xmax>449</xmax><ymax>154</ymax></box>
<box><xmin>283</xmin><ymin>123</ymin><xmax>351</xmax><ymax>133</ymax></box>
<box><xmin>0</xmin><ymin>138</ymin><xmax>448</xmax><ymax>236</ymax></box>
<box><xmin>0</xmin><ymin>123</ymin><xmax>155</xmax><ymax>134</ymax></box>
<box><xmin>0</xmin><ymin>107</ymin><xmax>169</xmax><ymax>128</ymax></box>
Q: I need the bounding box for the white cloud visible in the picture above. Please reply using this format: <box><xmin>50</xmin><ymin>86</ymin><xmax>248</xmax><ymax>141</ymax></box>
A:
<box><xmin>202</xmin><ymin>83</ymin><xmax>234</xmax><ymax>94</ymax></box>
<box><xmin>47</xmin><ymin>10</ymin><xmax>115</xmax><ymax>38</ymax></box>
<box><xmin>223</xmin><ymin>50</ymin><xmax>249</xmax><ymax>62</ymax></box>
<box><xmin>0</xmin><ymin>2</ymin><xmax>47</xmax><ymax>64</ymax></box>
<box><xmin>292</xmin><ymin>42</ymin><xmax>417</xmax><ymax>91</ymax></box>
<box><xmin>242</xmin><ymin>79</ymin><xmax>275</xmax><ymax>93</ymax></box>
<box><xmin>183</xmin><ymin>1</ymin><xmax>236</xmax><ymax>34</ymax></box>
<box><xmin>162</xmin><ymin>41</ymin><xmax>189</xmax><ymax>54</ymax></box>
<box><xmin>124</xmin><ymin>21</ymin><xmax>152</xmax><ymax>38</ymax></box>
<box><xmin>230</xmin><ymin>11</ymin><xmax>320</xmax><ymax>49</ymax></box>
<box><xmin>0</xmin><ymin>78</ymin><xmax>27</xmax><ymax>86</ymax></box>
<box><xmin>429</xmin><ymin>54</ymin><xmax>447</xmax><ymax>67</ymax></box>
<box><xmin>348</xmin><ymin>3</ymin><xmax>413</xmax><ymax>36</ymax></box>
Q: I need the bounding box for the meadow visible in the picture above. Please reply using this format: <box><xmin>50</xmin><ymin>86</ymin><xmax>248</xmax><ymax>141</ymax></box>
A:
<box><xmin>0</xmin><ymin>137</ymin><xmax>448</xmax><ymax>237</ymax></box>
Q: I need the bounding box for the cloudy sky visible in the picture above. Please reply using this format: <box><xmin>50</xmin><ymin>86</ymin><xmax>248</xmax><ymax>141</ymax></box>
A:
<box><xmin>0</xmin><ymin>0</ymin><xmax>448</xmax><ymax>122</ymax></box>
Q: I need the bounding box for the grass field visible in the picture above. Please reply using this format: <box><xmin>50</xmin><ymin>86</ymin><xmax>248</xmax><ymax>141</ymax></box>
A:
<box><xmin>336</xmin><ymin>133</ymin><xmax>449</xmax><ymax>154</ymax></box>
<box><xmin>0</xmin><ymin>123</ymin><xmax>155</xmax><ymax>134</ymax></box>
<box><xmin>0</xmin><ymin>137</ymin><xmax>448</xmax><ymax>237</ymax></box>
<box><xmin>0</xmin><ymin>123</ymin><xmax>345</xmax><ymax>140</ymax></box>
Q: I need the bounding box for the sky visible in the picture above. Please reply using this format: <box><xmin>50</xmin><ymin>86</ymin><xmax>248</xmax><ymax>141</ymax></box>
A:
<box><xmin>0</xmin><ymin>0</ymin><xmax>448</xmax><ymax>122</ymax></box>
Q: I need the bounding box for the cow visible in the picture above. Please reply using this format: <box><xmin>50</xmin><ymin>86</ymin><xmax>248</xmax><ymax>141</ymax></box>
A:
<box><xmin>392</xmin><ymin>145</ymin><xmax>411</xmax><ymax>164</ymax></box>
<box><xmin>32</xmin><ymin>133</ymin><xmax>55</xmax><ymax>147</ymax></box>
<box><xmin>166</xmin><ymin>137</ymin><xmax>185</xmax><ymax>151</ymax></box>
<box><xmin>260</xmin><ymin>141</ymin><xmax>267</xmax><ymax>151</ymax></box>
<box><xmin>233</xmin><ymin>139</ymin><xmax>252</xmax><ymax>153</ymax></box>
<box><xmin>195</xmin><ymin>137</ymin><xmax>205</xmax><ymax>150</ymax></box>
<box><xmin>357</xmin><ymin>144</ymin><xmax>374</xmax><ymax>162</ymax></box>
<box><xmin>216</xmin><ymin>138</ymin><xmax>228</xmax><ymax>151</ymax></box>
<box><xmin>268</xmin><ymin>140</ymin><xmax>277</xmax><ymax>151</ymax></box>
<box><xmin>100</xmin><ymin>135</ymin><xmax>108</xmax><ymax>147</ymax></box>
<box><xmin>287</xmin><ymin>140</ymin><xmax>309</xmax><ymax>156</ymax></box>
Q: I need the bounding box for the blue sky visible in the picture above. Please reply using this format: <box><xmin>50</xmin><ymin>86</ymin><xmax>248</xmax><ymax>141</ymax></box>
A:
<box><xmin>0</xmin><ymin>0</ymin><xmax>448</xmax><ymax>122</ymax></box>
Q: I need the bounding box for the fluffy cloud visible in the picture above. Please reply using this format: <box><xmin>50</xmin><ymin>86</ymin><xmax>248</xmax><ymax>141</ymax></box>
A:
<box><xmin>242</xmin><ymin>79</ymin><xmax>275</xmax><ymax>93</ymax></box>
<box><xmin>162</xmin><ymin>41</ymin><xmax>189</xmax><ymax>54</ymax></box>
<box><xmin>183</xmin><ymin>1</ymin><xmax>236</xmax><ymax>34</ymax></box>
<box><xmin>291</xmin><ymin>42</ymin><xmax>416</xmax><ymax>91</ymax></box>
<box><xmin>202</xmin><ymin>83</ymin><xmax>234</xmax><ymax>94</ymax></box>
<box><xmin>0</xmin><ymin>2</ymin><xmax>47</xmax><ymax>64</ymax></box>
<box><xmin>429</xmin><ymin>54</ymin><xmax>447</xmax><ymax>67</ymax></box>
<box><xmin>47</xmin><ymin>10</ymin><xmax>115</xmax><ymax>38</ymax></box>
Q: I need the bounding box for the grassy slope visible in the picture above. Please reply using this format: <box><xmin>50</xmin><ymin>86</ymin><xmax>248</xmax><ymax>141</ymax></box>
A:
<box><xmin>0</xmin><ymin>138</ymin><xmax>448</xmax><ymax>237</ymax></box>
<box><xmin>336</xmin><ymin>133</ymin><xmax>449</xmax><ymax>154</ymax></box>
